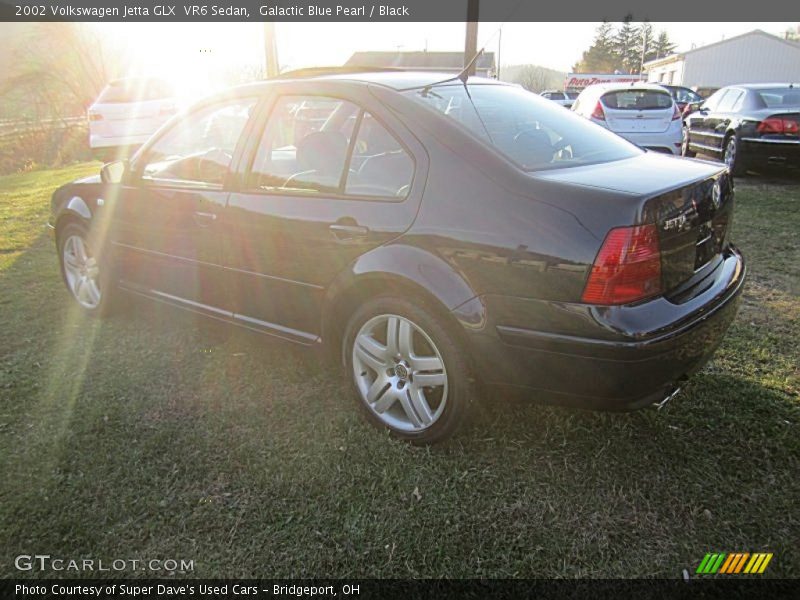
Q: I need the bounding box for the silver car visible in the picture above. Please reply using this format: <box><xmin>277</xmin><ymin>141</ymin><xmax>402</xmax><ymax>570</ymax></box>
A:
<box><xmin>572</xmin><ymin>83</ymin><xmax>683</xmax><ymax>155</ymax></box>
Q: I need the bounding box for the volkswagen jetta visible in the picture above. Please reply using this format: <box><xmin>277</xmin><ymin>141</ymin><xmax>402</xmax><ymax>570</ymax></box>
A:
<box><xmin>48</xmin><ymin>70</ymin><xmax>745</xmax><ymax>444</ymax></box>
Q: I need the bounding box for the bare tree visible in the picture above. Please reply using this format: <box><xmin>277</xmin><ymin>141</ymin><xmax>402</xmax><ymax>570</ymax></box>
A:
<box><xmin>513</xmin><ymin>65</ymin><xmax>555</xmax><ymax>93</ymax></box>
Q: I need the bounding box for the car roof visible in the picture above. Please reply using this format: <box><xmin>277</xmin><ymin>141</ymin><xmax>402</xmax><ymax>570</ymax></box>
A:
<box><xmin>580</xmin><ymin>82</ymin><xmax>669</xmax><ymax>93</ymax></box>
<box><xmin>724</xmin><ymin>83</ymin><xmax>799</xmax><ymax>89</ymax></box>
<box><xmin>225</xmin><ymin>69</ymin><xmax>506</xmax><ymax>94</ymax></box>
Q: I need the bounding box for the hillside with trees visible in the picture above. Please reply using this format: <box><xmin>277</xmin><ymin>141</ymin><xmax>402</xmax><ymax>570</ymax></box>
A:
<box><xmin>572</xmin><ymin>21</ymin><xmax>677</xmax><ymax>74</ymax></box>
<box><xmin>500</xmin><ymin>64</ymin><xmax>566</xmax><ymax>93</ymax></box>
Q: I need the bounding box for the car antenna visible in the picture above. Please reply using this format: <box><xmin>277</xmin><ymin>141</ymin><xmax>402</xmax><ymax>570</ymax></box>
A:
<box><xmin>417</xmin><ymin>48</ymin><xmax>485</xmax><ymax>97</ymax></box>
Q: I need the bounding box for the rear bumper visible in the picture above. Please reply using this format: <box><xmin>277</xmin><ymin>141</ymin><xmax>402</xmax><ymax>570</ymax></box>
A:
<box><xmin>739</xmin><ymin>138</ymin><xmax>800</xmax><ymax>169</ymax></box>
<box><xmin>461</xmin><ymin>245</ymin><xmax>745</xmax><ymax>410</ymax></box>
<box><xmin>89</xmin><ymin>133</ymin><xmax>152</xmax><ymax>149</ymax></box>
<box><xmin>603</xmin><ymin>125</ymin><xmax>682</xmax><ymax>156</ymax></box>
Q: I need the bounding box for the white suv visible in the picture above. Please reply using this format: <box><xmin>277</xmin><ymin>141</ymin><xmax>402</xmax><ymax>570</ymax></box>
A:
<box><xmin>88</xmin><ymin>78</ymin><xmax>178</xmax><ymax>158</ymax></box>
<box><xmin>571</xmin><ymin>83</ymin><xmax>682</xmax><ymax>155</ymax></box>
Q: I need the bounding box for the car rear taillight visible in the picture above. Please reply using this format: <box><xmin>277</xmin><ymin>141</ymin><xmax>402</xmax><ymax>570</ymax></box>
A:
<box><xmin>757</xmin><ymin>117</ymin><xmax>799</xmax><ymax>135</ymax></box>
<box><xmin>582</xmin><ymin>224</ymin><xmax>662</xmax><ymax>305</ymax></box>
<box><xmin>672</xmin><ymin>103</ymin><xmax>681</xmax><ymax>120</ymax></box>
<box><xmin>591</xmin><ymin>101</ymin><xmax>606</xmax><ymax>121</ymax></box>
<box><xmin>87</xmin><ymin>112</ymin><xmax>102</xmax><ymax>122</ymax></box>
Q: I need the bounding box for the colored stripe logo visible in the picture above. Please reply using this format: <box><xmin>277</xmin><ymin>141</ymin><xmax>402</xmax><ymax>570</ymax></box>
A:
<box><xmin>696</xmin><ymin>552</ymin><xmax>773</xmax><ymax>574</ymax></box>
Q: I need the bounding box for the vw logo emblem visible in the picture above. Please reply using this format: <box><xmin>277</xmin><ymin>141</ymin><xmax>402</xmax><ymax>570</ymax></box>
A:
<box><xmin>394</xmin><ymin>363</ymin><xmax>409</xmax><ymax>381</ymax></box>
<box><xmin>712</xmin><ymin>181</ymin><xmax>722</xmax><ymax>209</ymax></box>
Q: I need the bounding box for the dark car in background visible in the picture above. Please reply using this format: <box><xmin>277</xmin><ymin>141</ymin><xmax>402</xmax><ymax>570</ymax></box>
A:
<box><xmin>48</xmin><ymin>70</ymin><xmax>745</xmax><ymax>443</ymax></box>
<box><xmin>659</xmin><ymin>84</ymin><xmax>705</xmax><ymax>115</ymax></box>
<box><xmin>682</xmin><ymin>83</ymin><xmax>800</xmax><ymax>175</ymax></box>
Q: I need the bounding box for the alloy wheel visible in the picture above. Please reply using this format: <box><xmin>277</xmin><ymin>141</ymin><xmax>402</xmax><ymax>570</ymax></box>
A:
<box><xmin>352</xmin><ymin>314</ymin><xmax>448</xmax><ymax>432</ymax></box>
<box><xmin>62</xmin><ymin>234</ymin><xmax>102</xmax><ymax>309</ymax></box>
<box><xmin>724</xmin><ymin>137</ymin><xmax>737</xmax><ymax>170</ymax></box>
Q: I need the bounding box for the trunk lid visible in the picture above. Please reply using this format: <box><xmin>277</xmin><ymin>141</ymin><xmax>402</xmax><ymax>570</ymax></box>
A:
<box><xmin>532</xmin><ymin>153</ymin><xmax>734</xmax><ymax>298</ymax></box>
<box><xmin>643</xmin><ymin>168</ymin><xmax>734</xmax><ymax>294</ymax></box>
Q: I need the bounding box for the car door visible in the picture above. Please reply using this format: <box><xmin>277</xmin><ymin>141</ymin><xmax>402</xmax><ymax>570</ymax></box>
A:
<box><xmin>687</xmin><ymin>89</ymin><xmax>728</xmax><ymax>153</ymax></box>
<box><xmin>111</xmin><ymin>95</ymin><xmax>259</xmax><ymax>314</ymax></box>
<box><xmin>705</xmin><ymin>88</ymin><xmax>744</xmax><ymax>154</ymax></box>
<box><xmin>222</xmin><ymin>85</ymin><xmax>426</xmax><ymax>344</ymax></box>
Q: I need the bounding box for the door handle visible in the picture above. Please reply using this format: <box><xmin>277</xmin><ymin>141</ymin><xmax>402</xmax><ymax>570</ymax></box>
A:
<box><xmin>193</xmin><ymin>211</ymin><xmax>218</xmax><ymax>227</ymax></box>
<box><xmin>329</xmin><ymin>223</ymin><xmax>369</xmax><ymax>242</ymax></box>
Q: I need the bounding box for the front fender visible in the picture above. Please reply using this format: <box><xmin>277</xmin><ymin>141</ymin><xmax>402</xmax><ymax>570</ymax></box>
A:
<box><xmin>63</xmin><ymin>195</ymin><xmax>93</xmax><ymax>221</ymax></box>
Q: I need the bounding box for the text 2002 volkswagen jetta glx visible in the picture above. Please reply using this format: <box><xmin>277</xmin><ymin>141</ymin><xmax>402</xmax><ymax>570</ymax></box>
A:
<box><xmin>49</xmin><ymin>71</ymin><xmax>745</xmax><ymax>444</ymax></box>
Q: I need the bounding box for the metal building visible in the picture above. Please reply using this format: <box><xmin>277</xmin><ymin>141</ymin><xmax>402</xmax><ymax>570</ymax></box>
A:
<box><xmin>644</xmin><ymin>30</ymin><xmax>800</xmax><ymax>89</ymax></box>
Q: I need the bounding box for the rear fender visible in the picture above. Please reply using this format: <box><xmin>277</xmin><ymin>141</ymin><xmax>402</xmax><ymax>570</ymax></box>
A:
<box><xmin>323</xmin><ymin>243</ymin><xmax>483</xmax><ymax>341</ymax></box>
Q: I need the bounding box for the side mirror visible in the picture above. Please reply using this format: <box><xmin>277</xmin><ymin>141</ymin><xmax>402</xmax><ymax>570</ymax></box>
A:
<box><xmin>100</xmin><ymin>159</ymin><xmax>128</xmax><ymax>184</ymax></box>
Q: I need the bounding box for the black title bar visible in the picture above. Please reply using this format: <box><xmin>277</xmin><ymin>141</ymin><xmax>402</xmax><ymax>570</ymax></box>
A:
<box><xmin>3</xmin><ymin>579</ymin><xmax>800</xmax><ymax>600</ymax></box>
<box><xmin>1</xmin><ymin>0</ymin><xmax>798</xmax><ymax>22</ymax></box>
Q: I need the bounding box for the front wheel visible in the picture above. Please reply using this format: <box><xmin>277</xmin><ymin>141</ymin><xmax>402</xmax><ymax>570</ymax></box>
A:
<box><xmin>344</xmin><ymin>297</ymin><xmax>475</xmax><ymax>444</ymax></box>
<box><xmin>57</xmin><ymin>222</ymin><xmax>117</xmax><ymax>316</ymax></box>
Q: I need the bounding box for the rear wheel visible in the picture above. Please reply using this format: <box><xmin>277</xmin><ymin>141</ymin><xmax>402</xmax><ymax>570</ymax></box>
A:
<box><xmin>723</xmin><ymin>135</ymin><xmax>745</xmax><ymax>176</ymax></box>
<box><xmin>681</xmin><ymin>126</ymin><xmax>696</xmax><ymax>157</ymax></box>
<box><xmin>344</xmin><ymin>296</ymin><xmax>474</xmax><ymax>444</ymax></box>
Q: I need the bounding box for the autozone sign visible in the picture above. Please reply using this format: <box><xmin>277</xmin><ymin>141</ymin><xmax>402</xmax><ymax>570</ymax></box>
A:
<box><xmin>565</xmin><ymin>73</ymin><xmax>644</xmax><ymax>90</ymax></box>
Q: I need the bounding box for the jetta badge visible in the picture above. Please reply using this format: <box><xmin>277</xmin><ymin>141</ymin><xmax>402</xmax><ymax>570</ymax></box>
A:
<box><xmin>712</xmin><ymin>181</ymin><xmax>722</xmax><ymax>209</ymax></box>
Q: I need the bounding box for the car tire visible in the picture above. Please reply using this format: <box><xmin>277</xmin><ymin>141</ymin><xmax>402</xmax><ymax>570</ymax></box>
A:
<box><xmin>343</xmin><ymin>296</ymin><xmax>475</xmax><ymax>445</ymax></box>
<box><xmin>57</xmin><ymin>221</ymin><xmax>118</xmax><ymax>317</ymax></box>
<box><xmin>681</xmin><ymin>126</ymin><xmax>696</xmax><ymax>158</ymax></box>
<box><xmin>723</xmin><ymin>134</ymin><xmax>745</xmax><ymax>176</ymax></box>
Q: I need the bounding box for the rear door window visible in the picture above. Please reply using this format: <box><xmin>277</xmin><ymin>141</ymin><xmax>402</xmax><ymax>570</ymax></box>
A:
<box><xmin>601</xmin><ymin>89</ymin><xmax>672</xmax><ymax>110</ymax></box>
<box><xmin>247</xmin><ymin>96</ymin><xmax>359</xmax><ymax>194</ymax></box>
<box><xmin>345</xmin><ymin>112</ymin><xmax>414</xmax><ymax>199</ymax></box>
<box><xmin>247</xmin><ymin>97</ymin><xmax>413</xmax><ymax>199</ymax></box>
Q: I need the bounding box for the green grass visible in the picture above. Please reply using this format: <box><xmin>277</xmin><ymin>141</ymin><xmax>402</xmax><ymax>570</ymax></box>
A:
<box><xmin>0</xmin><ymin>165</ymin><xmax>798</xmax><ymax>579</ymax></box>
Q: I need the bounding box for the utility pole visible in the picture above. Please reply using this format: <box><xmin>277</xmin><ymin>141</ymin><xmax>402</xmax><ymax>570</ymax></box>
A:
<box><xmin>464</xmin><ymin>0</ymin><xmax>479</xmax><ymax>76</ymax></box>
<box><xmin>496</xmin><ymin>27</ymin><xmax>502</xmax><ymax>79</ymax></box>
<box><xmin>263</xmin><ymin>22</ymin><xmax>279</xmax><ymax>78</ymax></box>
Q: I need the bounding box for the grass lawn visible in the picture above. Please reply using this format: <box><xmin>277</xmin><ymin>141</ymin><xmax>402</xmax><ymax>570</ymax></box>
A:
<box><xmin>0</xmin><ymin>164</ymin><xmax>798</xmax><ymax>579</ymax></box>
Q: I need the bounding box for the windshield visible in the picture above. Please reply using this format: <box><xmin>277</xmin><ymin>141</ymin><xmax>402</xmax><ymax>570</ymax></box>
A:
<box><xmin>403</xmin><ymin>83</ymin><xmax>641</xmax><ymax>171</ymax></box>
<box><xmin>602</xmin><ymin>89</ymin><xmax>673</xmax><ymax>110</ymax></box>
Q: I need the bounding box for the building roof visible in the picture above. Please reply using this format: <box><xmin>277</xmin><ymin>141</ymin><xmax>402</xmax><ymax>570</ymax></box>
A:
<box><xmin>346</xmin><ymin>51</ymin><xmax>496</xmax><ymax>71</ymax></box>
<box><xmin>644</xmin><ymin>29</ymin><xmax>800</xmax><ymax>70</ymax></box>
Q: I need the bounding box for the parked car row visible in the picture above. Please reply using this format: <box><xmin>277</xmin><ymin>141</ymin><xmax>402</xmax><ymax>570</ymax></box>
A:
<box><xmin>681</xmin><ymin>84</ymin><xmax>800</xmax><ymax>175</ymax></box>
<box><xmin>57</xmin><ymin>70</ymin><xmax>745</xmax><ymax>443</ymax></box>
<box><xmin>541</xmin><ymin>80</ymin><xmax>799</xmax><ymax>175</ymax></box>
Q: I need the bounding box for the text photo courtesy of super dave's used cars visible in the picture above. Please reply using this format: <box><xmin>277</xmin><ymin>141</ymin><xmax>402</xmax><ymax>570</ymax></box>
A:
<box><xmin>50</xmin><ymin>70</ymin><xmax>745</xmax><ymax>445</ymax></box>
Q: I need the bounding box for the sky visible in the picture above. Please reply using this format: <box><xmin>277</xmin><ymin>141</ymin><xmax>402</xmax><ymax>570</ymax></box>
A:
<box><xmin>94</xmin><ymin>21</ymin><xmax>797</xmax><ymax>95</ymax></box>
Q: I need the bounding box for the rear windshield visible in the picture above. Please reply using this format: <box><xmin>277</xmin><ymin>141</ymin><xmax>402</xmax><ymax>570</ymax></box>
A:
<box><xmin>756</xmin><ymin>88</ymin><xmax>800</xmax><ymax>108</ymax></box>
<box><xmin>566</xmin><ymin>92</ymin><xmax>580</xmax><ymax>99</ymax></box>
<box><xmin>601</xmin><ymin>89</ymin><xmax>673</xmax><ymax>110</ymax></box>
<box><xmin>403</xmin><ymin>84</ymin><xmax>641</xmax><ymax>171</ymax></box>
<box><xmin>97</xmin><ymin>79</ymin><xmax>174</xmax><ymax>104</ymax></box>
